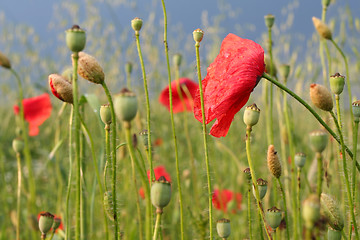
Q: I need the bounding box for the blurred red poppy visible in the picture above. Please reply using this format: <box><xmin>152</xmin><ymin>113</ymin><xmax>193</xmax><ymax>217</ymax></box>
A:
<box><xmin>139</xmin><ymin>165</ymin><xmax>171</xmax><ymax>199</ymax></box>
<box><xmin>159</xmin><ymin>78</ymin><xmax>198</xmax><ymax>113</ymax></box>
<box><xmin>194</xmin><ymin>33</ymin><xmax>265</xmax><ymax>137</ymax></box>
<box><xmin>212</xmin><ymin>189</ymin><xmax>242</xmax><ymax>213</ymax></box>
<box><xmin>13</xmin><ymin>93</ymin><xmax>52</xmax><ymax>136</ymax></box>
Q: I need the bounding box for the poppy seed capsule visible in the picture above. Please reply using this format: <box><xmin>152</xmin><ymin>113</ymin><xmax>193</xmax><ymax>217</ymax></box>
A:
<box><xmin>253</xmin><ymin>178</ymin><xmax>268</xmax><ymax>200</ymax></box>
<box><xmin>38</xmin><ymin>212</ymin><xmax>54</xmax><ymax>234</ymax></box>
<box><xmin>329</xmin><ymin>73</ymin><xmax>345</xmax><ymax>95</ymax></box>
<box><xmin>312</xmin><ymin>17</ymin><xmax>333</xmax><ymax>40</ymax></box>
<box><xmin>48</xmin><ymin>74</ymin><xmax>73</xmax><ymax>103</ymax></box>
<box><xmin>52</xmin><ymin>218</ymin><xmax>61</xmax><ymax>230</ymax></box>
<box><xmin>114</xmin><ymin>88</ymin><xmax>138</xmax><ymax>122</ymax></box>
<box><xmin>131</xmin><ymin>17</ymin><xmax>143</xmax><ymax>32</ymax></box>
<box><xmin>264</xmin><ymin>14</ymin><xmax>275</xmax><ymax>28</ymax></box>
<box><xmin>139</xmin><ymin>129</ymin><xmax>149</xmax><ymax>149</ymax></box>
<box><xmin>266</xmin><ymin>207</ymin><xmax>282</xmax><ymax>229</ymax></box>
<box><xmin>77</xmin><ymin>52</ymin><xmax>105</xmax><ymax>84</ymax></box>
<box><xmin>193</xmin><ymin>28</ymin><xmax>204</xmax><ymax>43</ymax></box>
<box><xmin>302</xmin><ymin>194</ymin><xmax>320</xmax><ymax>229</ymax></box>
<box><xmin>310</xmin><ymin>84</ymin><xmax>333</xmax><ymax>112</ymax></box>
<box><xmin>243</xmin><ymin>168</ymin><xmax>252</xmax><ymax>181</ymax></box>
<box><xmin>216</xmin><ymin>218</ymin><xmax>231</xmax><ymax>239</ymax></box>
<box><xmin>243</xmin><ymin>103</ymin><xmax>260</xmax><ymax>127</ymax></box>
<box><xmin>12</xmin><ymin>138</ymin><xmax>24</xmax><ymax>153</ymax></box>
<box><xmin>279</xmin><ymin>64</ymin><xmax>290</xmax><ymax>80</ymax></box>
<box><xmin>294</xmin><ymin>152</ymin><xmax>306</xmax><ymax>168</ymax></box>
<box><xmin>322</xmin><ymin>0</ymin><xmax>331</xmax><ymax>7</ymax></box>
<box><xmin>100</xmin><ymin>104</ymin><xmax>112</xmax><ymax>125</ymax></box>
<box><xmin>103</xmin><ymin>191</ymin><xmax>114</xmax><ymax>221</ymax></box>
<box><xmin>352</xmin><ymin>100</ymin><xmax>360</xmax><ymax>122</ymax></box>
<box><xmin>310</xmin><ymin>130</ymin><xmax>328</xmax><ymax>153</ymax></box>
<box><xmin>320</xmin><ymin>193</ymin><xmax>344</xmax><ymax>231</ymax></box>
<box><xmin>173</xmin><ymin>53</ymin><xmax>182</xmax><ymax>68</ymax></box>
<box><xmin>0</xmin><ymin>51</ymin><xmax>11</xmax><ymax>69</ymax></box>
<box><xmin>151</xmin><ymin>176</ymin><xmax>171</xmax><ymax>209</ymax></box>
<box><xmin>267</xmin><ymin>145</ymin><xmax>282</xmax><ymax>178</ymax></box>
<box><xmin>328</xmin><ymin>227</ymin><xmax>341</xmax><ymax>240</ymax></box>
<box><xmin>125</xmin><ymin>62</ymin><xmax>133</xmax><ymax>75</ymax></box>
<box><xmin>65</xmin><ymin>25</ymin><xmax>86</xmax><ymax>52</ymax></box>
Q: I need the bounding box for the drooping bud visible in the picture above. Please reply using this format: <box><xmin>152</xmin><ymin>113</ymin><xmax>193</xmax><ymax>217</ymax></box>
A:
<box><xmin>243</xmin><ymin>103</ymin><xmax>260</xmax><ymax>127</ymax></box>
<box><xmin>320</xmin><ymin>193</ymin><xmax>344</xmax><ymax>231</ymax></box>
<box><xmin>173</xmin><ymin>53</ymin><xmax>182</xmax><ymax>68</ymax></box>
<box><xmin>294</xmin><ymin>152</ymin><xmax>306</xmax><ymax>168</ymax></box>
<box><xmin>264</xmin><ymin>14</ymin><xmax>275</xmax><ymax>28</ymax></box>
<box><xmin>312</xmin><ymin>17</ymin><xmax>333</xmax><ymax>40</ymax></box>
<box><xmin>328</xmin><ymin>227</ymin><xmax>341</xmax><ymax>240</ymax></box>
<box><xmin>38</xmin><ymin>212</ymin><xmax>54</xmax><ymax>234</ymax></box>
<box><xmin>302</xmin><ymin>194</ymin><xmax>320</xmax><ymax>229</ymax></box>
<box><xmin>100</xmin><ymin>104</ymin><xmax>112</xmax><ymax>125</ymax></box>
<box><xmin>279</xmin><ymin>64</ymin><xmax>290</xmax><ymax>80</ymax></box>
<box><xmin>329</xmin><ymin>73</ymin><xmax>345</xmax><ymax>95</ymax></box>
<box><xmin>12</xmin><ymin>138</ymin><xmax>24</xmax><ymax>153</ymax></box>
<box><xmin>65</xmin><ymin>25</ymin><xmax>86</xmax><ymax>52</ymax></box>
<box><xmin>0</xmin><ymin>51</ymin><xmax>11</xmax><ymax>69</ymax></box>
<box><xmin>131</xmin><ymin>17</ymin><xmax>143</xmax><ymax>32</ymax></box>
<box><xmin>151</xmin><ymin>176</ymin><xmax>172</xmax><ymax>210</ymax></box>
<box><xmin>48</xmin><ymin>74</ymin><xmax>73</xmax><ymax>103</ymax></box>
<box><xmin>352</xmin><ymin>100</ymin><xmax>360</xmax><ymax>122</ymax></box>
<box><xmin>310</xmin><ymin>130</ymin><xmax>328</xmax><ymax>153</ymax></box>
<box><xmin>216</xmin><ymin>218</ymin><xmax>231</xmax><ymax>239</ymax></box>
<box><xmin>125</xmin><ymin>62</ymin><xmax>133</xmax><ymax>75</ymax></box>
<box><xmin>266</xmin><ymin>207</ymin><xmax>282</xmax><ymax>229</ymax></box>
<box><xmin>77</xmin><ymin>52</ymin><xmax>105</xmax><ymax>84</ymax></box>
<box><xmin>310</xmin><ymin>84</ymin><xmax>333</xmax><ymax>111</ymax></box>
<box><xmin>193</xmin><ymin>29</ymin><xmax>204</xmax><ymax>43</ymax></box>
<box><xmin>114</xmin><ymin>88</ymin><xmax>138</xmax><ymax>122</ymax></box>
<box><xmin>253</xmin><ymin>178</ymin><xmax>268</xmax><ymax>200</ymax></box>
<box><xmin>267</xmin><ymin>145</ymin><xmax>282</xmax><ymax>178</ymax></box>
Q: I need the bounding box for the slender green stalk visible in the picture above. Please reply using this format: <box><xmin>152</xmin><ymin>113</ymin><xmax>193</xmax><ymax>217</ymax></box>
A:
<box><xmin>153</xmin><ymin>211</ymin><xmax>162</xmax><ymax>240</ymax></box>
<box><xmin>65</xmin><ymin>106</ymin><xmax>73</xmax><ymax>240</ymax></box>
<box><xmin>297</xmin><ymin>168</ymin><xmax>302</xmax><ymax>234</ymax></box>
<box><xmin>195</xmin><ymin>39</ymin><xmax>213</xmax><ymax>240</ymax></box>
<box><xmin>319</xmin><ymin>6</ymin><xmax>329</xmax><ymax>86</ymax></box>
<box><xmin>104</xmin><ymin>125</ymin><xmax>111</xmax><ymax>191</ymax></box>
<box><xmin>247</xmin><ymin>184</ymin><xmax>253</xmax><ymax>240</ymax></box>
<box><xmin>16</xmin><ymin>152</ymin><xmax>21</xmax><ymax>240</ymax></box>
<box><xmin>267</xmin><ymin>27</ymin><xmax>274</xmax><ymax>145</ymax></box>
<box><xmin>277</xmin><ymin>178</ymin><xmax>289</xmax><ymax>240</ymax></box>
<box><xmin>258</xmin><ymin>211</ymin><xmax>265</xmax><ymax>240</ymax></box>
<box><xmin>352</xmin><ymin>121</ymin><xmax>358</xmax><ymax>204</ymax></box>
<box><xmin>316</xmin><ymin>152</ymin><xmax>323</xmax><ymax>198</ymax></box>
<box><xmin>48</xmin><ymin>230</ymin><xmax>55</xmax><ymax>240</ymax></box>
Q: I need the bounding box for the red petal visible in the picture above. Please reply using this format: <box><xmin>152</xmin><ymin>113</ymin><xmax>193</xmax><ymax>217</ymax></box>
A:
<box><xmin>212</xmin><ymin>189</ymin><xmax>234</xmax><ymax>212</ymax></box>
<box><xmin>147</xmin><ymin>166</ymin><xmax>171</xmax><ymax>182</ymax></box>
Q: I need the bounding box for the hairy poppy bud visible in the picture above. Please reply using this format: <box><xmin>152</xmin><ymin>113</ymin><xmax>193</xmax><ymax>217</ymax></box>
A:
<box><xmin>266</xmin><ymin>207</ymin><xmax>282</xmax><ymax>229</ymax></box>
<box><xmin>0</xmin><ymin>51</ymin><xmax>11</xmax><ymax>69</ymax></box>
<box><xmin>173</xmin><ymin>53</ymin><xmax>182</xmax><ymax>68</ymax></box>
<box><xmin>104</xmin><ymin>191</ymin><xmax>114</xmax><ymax>221</ymax></box>
<box><xmin>216</xmin><ymin>218</ymin><xmax>231</xmax><ymax>239</ymax></box>
<box><xmin>310</xmin><ymin>130</ymin><xmax>328</xmax><ymax>153</ymax></box>
<box><xmin>77</xmin><ymin>52</ymin><xmax>104</xmax><ymax>84</ymax></box>
<box><xmin>48</xmin><ymin>74</ymin><xmax>73</xmax><ymax>103</ymax></box>
<box><xmin>100</xmin><ymin>104</ymin><xmax>112</xmax><ymax>125</ymax></box>
<box><xmin>279</xmin><ymin>64</ymin><xmax>290</xmax><ymax>80</ymax></box>
<box><xmin>328</xmin><ymin>227</ymin><xmax>341</xmax><ymax>240</ymax></box>
<box><xmin>329</xmin><ymin>73</ymin><xmax>345</xmax><ymax>95</ymax></box>
<box><xmin>12</xmin><ymin>138</ymin><xmax>24</xmax><ymax>153</ymax></box>
<box><xmin>125</xmin><ymin>62</ymin><xmax>133</xmax><ymax>75</ymax></box>
<box><xmin>131</xmin><ymin>17</ymin><xmax>143</xmax><ymax>32</ymax></box>
<box><xmin>151</xmin><ymin>176</ymin><xmax>171</xmax><ymax>210</ymax></box>
<box><xmin>352</xmin><ymin>100</ymin><xmax>360</xmax><ymax>122</ymax></box>
<box><xmin>295</xmin><ymin>152</ymin><xmax>306</xmax><ymax>168</ymax></box>
<box><xmin>193</xmin><ymin>28</ymin><xmax>204</xmax><ymax>43</ymax></box>
<box><xmin>302</xmin><ymin>194</ymin><xmax>320</xmax><ymax>229</ymax></box>
<box><xmin>267</xmin><ymin>145</ymin><xmax>282</xmax><ymax>178</ymax></box>
<box><xmin>312</xmin><ymin>17</ymin><xmax>333</xmax><ymax>40</ymax></box>
<box><xmin>65</xmin><ymin>25</ymin><xmax>86</xmax><ymax>52</ymax></box>
<box><xmin>321</xmin><ymin>193</ymin><xmax>344</xmax><ymax>231</ymax></box>
<box><xmin>38</xmin><ymin>212</ymin><xmax>54</xmax><ymax>234</ymax></box>
<box><xmin>264</xmin><ymin>14</ymin><xmax>275</xmax><ymax>28</ymax></box>
<box><xmin>310</xmin><ymin>84</ymin><xmax>333</xmax><ymax>112</ymax></box>
<box><xmin>243</xmin><ymin>103</ymin><xmax>260</xmax><ymax>127</ymax></box>
<box><xmin>114</xmin><ymin>88</ymin><xmax>138</xmax><ymax>122</ymax></box>
<box><xmin>253</xmin><ymin>178</ymin><xmax>268</xmax><ymax>200</ymax></box>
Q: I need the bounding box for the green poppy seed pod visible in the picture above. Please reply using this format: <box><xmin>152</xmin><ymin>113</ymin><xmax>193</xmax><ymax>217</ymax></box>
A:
<box><xmin>52</xmin><ymin>217</ymin><xmax>61</xmax><ymax>230</ymax></box>
<box><xmin>253</xmin><ymin>178</ymin><xmax>268</xmax><ymax>200</ymax></box>
<box><xmin>100</xmin><ymin>104</ymin><xmax>112</xmax><ymax>125</ymax></box>
<box><xmin>12</xmin><ymin>138</ymin><xmax>24</xmax><ymax>153</ymax></box>
<box><xmin>151</xmin><ymin>176</ymin><xmax>171</xmax><ymax>209</ymax></box>
<box><xmin>65</xmin><ymin>25</ymin><xmax>86</xmax><ymax>53</ymax></box>
<box><xmin>131</xmin><ymin>17</ymin><xmax>143</xmax><ymax>32</ymax></box>
<box><xmin>173</xmin><ymin>53</ymin><xmax>182</xmax><ymax>68</ymax></box>
<box><xmin>77</xmin><ymin>52</ymin><xmax>105</xmax><ymax>84</ymax></box>
<box><xmin>125</xmin><ymin>62</ymin><xmax>133</xmax><ymax>75</ymax></box>
<box><xmin>114</xmin><ymin>88</ymin><xmax>138</xmax><ymax>122</ymax></box>
<box><xmin>38</xmin><ymin>212</ymin><xmax>54</xmax><ymax>234</ymax></box>
<box><xmin>48</xmin><ymin>74</ymin><xmax>73</xmax><ymax>103</ymax></box>
<box><xmin>310</xmin><ymin>130</ymin><xmax>328</xmax><ymax>153</ymax></box>
<box><xmin>322</xmin><ymin>0</ymin><xmax>331</xmax><ymax>8</ymax></box>
<box><xmin>267</xmin><ymin>145</ymin><xmax>282</xmax><ymax>178</ymax></box>
<box><xmin>294</xmin><ymin>152</ymin><xmax>306</xmax><ymax>168</ymax></box>
<box><xmin>352</xmin><ymin>100</ymin><xmax>360</xmax><ymax>122</ymax></box>
<box><xmin>193</xmin><ymin>28</ymin><xmax>204</xmax><ymax>43</ymax></box>
<box><xmin>312</xmin><ymin>17</ymin><xmax>333</xmax><ymax>40</ymax></box>
<box><xmin>320</xmin><ymin>193</ymin><xmax>344</xmax><ymax>231</ymax></box>
<box><xmin>61</xmin><ymin>67</ymin><xmax>73</xmax><ymax>82</ymax></box>
<box><xmin>139</xmin><ymin>129</ymin><xmax>149</xmax><ymax>149</ymax></box>
<box><xmin>302</xmin><ymin>194</ymin><xmax>320</xmax><ymax>230</ymax></box>
<box><xmin>243</xmin><ymin>103</ymin><xmax>260</xmax><ymax>127</ymax></box>
<box><xmin>264</xmin><ymin>14</ymin><xmax>275</xmax><ymax>28</ymax></box>
<box><xmin>216</xmin><ymin>218</ymin><xmax>231</xmax><ymax>239</ymax></box>
<box><xmin>279</xmin><ymin>64</ymin><xmax>290</xmax><ymax>80</ymax></box>
<box><xmin>310</xmin><ymin>84</ymin><xmax>333</xmax><ymax>112</ymax></box>
<box><xmin>104</xmin><ymin>191</ymin><xmax>114</xmax><ymax>221</ymax></box>
<box><xmin>328</xmin><ymin>227</ymin><xmax>341</xmax><ymax>240</ymax></box>
<box><xmin>0</xmin><ymin>51</ymin><xmax>11</xmax><ymax>69</ymax></box>
<box><xmin>329</xmin><ymin>73</ymin><xmax>345</xmax><ymax>95</ymax></box>
<box><xmin>266</xmin><ymin>207</ymin><xmax>282</xmax><ymax>229</ymax></box>
<box><xmin>243</xmin><ymin>168</ymin><xmax>252</xmax><ymax>181</ymax></box>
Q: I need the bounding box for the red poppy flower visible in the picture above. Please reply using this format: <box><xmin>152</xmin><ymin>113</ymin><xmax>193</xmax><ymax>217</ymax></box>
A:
<box><xmin>193</xmin><ymin>33</ymin><xmax>265</xmax><ymax>137</ymax></box>
<box><xmin>159</xmin><ymin>78</ymin><xmax>198</xmax><ymax>113</ymax></box>
<box><xmin>13</xmin><ymin>93</ymin><xmax>52</xmax><ymax>136</ymax></box>
<box><xmin>139</xmin><ymin>165</ymin><xmax>171</xmax><ymax>199</ymax></box>
<box><xmin>212</xmin><ymin>189</ymin><xmax>242</xmax><ymax>213</ymax></box>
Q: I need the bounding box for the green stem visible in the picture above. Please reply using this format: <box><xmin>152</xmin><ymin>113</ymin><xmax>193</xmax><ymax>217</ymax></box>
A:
<box><xmin>297</xmin><ymin>168</ymin><xmax>302</xmax><ymax>234</ymax></box>
<box><xmin>267</xmin><ymin>27</ymin><xmax>274</xmax><ymax>145</ymax></box>
<box><xmin>277</xmin><ymin>178</ymin><xmax>290</xmax><ymax>240</ymax></box>
<box><xmin>247</xmin><ymin>184</ymin><xmax>253</xmax><ymax>240</ymax></box>
<box><xmin>320</xmin><ymin>6</ymin><xmax>328</xmax><ymax>86</ymax></box>
<box><xmin>104</xmin><ymin>126</ymin><xmax>111</xmax><ymax>191</ymax></box>
<box><xmin>195</xmin><ymin>41</ymin><xmax>213</xmax><ymax>239</ymax></box>
<box><xmin>153</xmin><ymin>211</ymin><xmax>162</xmax><ymax>240</ymax></box>
<box><xmin>316</xmin><ymin>152</ymin><xmax>323</xmax><ymax>198</ymax></box>
<box><xmin>352</xmin><ymin>121</ymin><xmax>358</xmax><ymax>205</ymax></box>
<box><xmin>16</xmin><ymin>152</ymin><xmax>21</xmax><ymax>240</ymax></box>
<box><xmin>65</xmin><ymin>106</ymin><xmax>73</xmax><ymax>240</ymax></box>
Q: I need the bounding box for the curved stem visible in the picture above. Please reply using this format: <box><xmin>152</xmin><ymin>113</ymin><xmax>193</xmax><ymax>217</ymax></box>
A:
<box><xmin>65</xmin><ymin>106</ymin><xmax>73</xmax><ymax>240</ymax></box>
<box><xmin>16</xmin><ymin>152</ymin><xmax>21</xmax><ymax>240</ymax></box>
<box><xmin>277</xmin><ymin>178</ymin><xmax>290</xmax><ymax>240</ymax></box>
<box><xmin>195</xmin><ymin>41</ymin><xmax>213</xmax><ymax>239</ymax></box>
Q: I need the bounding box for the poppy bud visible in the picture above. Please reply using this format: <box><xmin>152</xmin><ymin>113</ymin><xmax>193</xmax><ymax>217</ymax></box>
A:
<box><xmin>0</xmin><ymin>51</ymin><xmax>11</xmax><ymax>69</ymax></box>
<box><xmin>139</xmin><ymin>129</ymin><xmax>149</xmax><ymax>149</ymax></box>
<box><xmin>77</xmin><ymin>52</ymin><xmax>105</xmax><ymax>84</ymax></box>
<box><xmin>243</xmin><ymin>103</ymin><xmax>260</xmax><ymax>127</ymax></box>
<box><xmin>322</xmin><ymin>0</ymin><xmax>331</xmax><ymax>8</ymax></box>
<box><xmin>267</xmin><ymin>145</ymin><xmax>282</xmax><ymax>178</ymax></box>
<box><xmin>279</xmin><ymin>64</ymin><xmax>290</xmax><ymax>80</ymax></box>
<box><xmin>302</xmin><ymin>194</ymin><xmax>320</xmax><ymax>229</ymax></box>
<box><xmin>52</xmin><ymin>217</ymin><xmax>61</xmax><ymax>230</ymax></box>
<box><xmin>216</xmin><ymin>218</ymin><xmax>231</xmax><ymax>239</ymax></box>
<box><xmin>253</xmin><ymin>178</ymin><xmax>268</xmax><ymax>200</ymax></box>
<box><xmin>125</xmin><ymin>62</ymin><xmax>133</xmax><ymax>75</ymax></box>
<box><xmin>320</xmin><ymin>193</ymin><xmax>344</xmax><ymax>231</ymax></box>
<box><xmin>328</xmin><ymin>227</ymin><xmax>341</xmax><ymax>240</ymax></box>
<box><xmin>329</xmin><ymin>73</ymin><xmax>345</xmax><ymax>95</ymax></box>
<box><xmin>131</xmin><ymin>17</ymin><xmax>143</xmax><ymax>32</ymax></box>
<box><xmin>104</xmin><ymin>191</ymin><xmax>114</xmax><ymax>221</ymax></box>
<box><xmin>48</xmin><ymin>74</ymin><xmax>73</xmax><ymax>103</ymax></box>
<box><xmin>295</xmin><ymin>152</ymin><xmax>306</xmax><ymax>168</ymax></box>
<box><xmin>310</xmin><ymin>84</ymin><xmax>333</xmax><ymax>112</ymax></box>
<box><xmin>264</xmin><ymin>14</ymin><xmax>275</xmax><ymax>28</ymax></box>
<box><xmin>243</xmin><ymin>168</ymin><xmax>252</xmax><ymax>181</ymax></box>
<box><xmin>65</xmin><ymin>25</ymin><xmax>86</xmax><ymax>52</ymax></box>
<box><xmin>12</xmin><ymin>138</ymin><xmax>24</xmax><ymax>153</ymax></box>
<box><xmin>193</xmin><ymin>28</ymin><xmax>204</xmax><ymax>43</ymax></box>
<box><xmin>100</xmin><ymin>104</ymin><xmax>112</xmax><ymax>125</ymax></box>
<box><xmin>38</xmin><ymin>212</ymin><xmax>54</xmax><ymax>234</ymax></box>
<box><xmin>114</xmin><ymin>88</ymin><xmax>138</xmax><ymax>122</ymax></box>
<box><xmin>310</xmin><ymin>130</ymin><xmax>328</xmax><ymax>153</ymax></box>
<box><xmin>173</xmin><ymin>53</ymin><xmax>182</xmax><ymax>68</ymax></box>
<box><xmin>312</xmin><ymin>17</ymin><xmax>333</xmax><ymax>40</ymax></box>
<box><xmin>266</xmin><ymin>207</ymin><xmax>282</xmax><ymax>229</ymax></box>
<box><xmin>352</xmin><ymin>100</ymin><xmax>360</xmax><ymax>122</ymax></box>
<box><xmin>151</xmin><ymin>176</ymin><xmax>171</xmax><ymax>210</ymax></box>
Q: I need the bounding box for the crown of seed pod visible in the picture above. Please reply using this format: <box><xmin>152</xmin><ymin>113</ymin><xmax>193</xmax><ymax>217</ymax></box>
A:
<box><xmin>193</xmin><ymin>28</ymin><xmax>204</xmax><ymax>43</ymax></box>
<box><xmin>151</xmin><ymin>176</ymin><xmax>172</xmax><ymax>210</ymax></box>
<box><xmin>114</xmin><ymin>88</ymin><xmax>138</xmax><ymax>122</ymax></box>
<box><xmin>216</xmin><ymin>218</ymin><xmax>231</xmax><ymax>239</ymax></box>
<box><xmin>329</xmin><ymin>73</ymin><xmax>345</xmax><ymax>95</ymax></box>
<box><xmin>52</xmin><ymin>217</ymin><xmax>61</xmax><ymax>231</ymax></box>
<box><xmin>0</xmin><ymin>51</ymin><xmax>11</xmax><ymax>69</ymax></box>
<box><xmin>103</xmin><ymin>191</ymin><xmax>114</xmax><ymax>221</ymax></box>
<box><xmin>253</xmin><ymin>178</ymin><xmax>268</xmax><ymax>200</ymax></box>
<box><xmin>267</xmin><ymin>145</ymin><xmax>282</xmax><ymax>178</ymax></box>
<box><xmin>322</xmin><ymin>0</ymin><xmax>331</xmax><ymax>7</ymax></box>
<box><xmin>310</xmin><ymin>130</ymin><xmax>328</xmax><ymax>153</ymax></box>
<box><xmin>173</xmin><ymin>53</ymin><xmax>182</xmax><ymax>68</ymax></box>
<box><xmin>125</xmin><ymin>62</ymin><xmax>133</xmax><ymax>75</ymax></box>
<box><xmin>243</xmin><ymin>103</ymin><xmax>260</xmax><ymax>127</ymax></box>
<box><xmin>77</xmin><ymin>52</ymin><xmax>104</xmax><ymax>84</ymax></box>
<box><xmin>139</xmin><ymin>129</ymin><xmax>149</xmax><ymax>149</ymax></box>
<box><xmin>65</xmin><ymin>25</ymin><xmax>86</xmax><ymax>52</ymax></box>
<box><xmin>12</xmin><ymin>138</ymin><xmax>24</xmax><ymax>153</ymax></box>
<box><xmin>264</xmin><ymin>14</ymin><xmax>275</xmax><ymax>28</ymax></box>
<box><xmin>48</xmin><ymin>74</ymin><xmax>73</xmax><ymax>103</ymax></box>
<box><xmin>100</xmin><ymin>104</ymin><xmax>112</xmax><ymax>125</ymax></box>
<box><xmin>266</xmin><ymin>207</ymin><xmax>282</xmax><ymax>229</ymax></box>
<box><xmin>302</xmin><ymin>194</ymin><xmax>320</xmax><ymax>230</ymax></box>
<box><xmin>310</xmin><ymin>84</ymin><xmax>333</xmax><ymax>112</ymax></box>
<box><xmin>38</xmin><ymin>212</ymin><xmax>54</xmax><ymax>234</ymax></box>
<box><xmin>243</xmin><ymin>168</ymin><xmax>252</xmax><ymax>181</ymax></box>
<box><xmin>279</xmin><ymin>64</ymin><xmax>290</xmax><ymax>80</ymax></box>
<box><xmin>131</xmin><ymin>17</ymin><xmax>143</xmax><ymax>32</ymax></box>
<box><xmin>320</xmin><ymin>193</ymin><xmax>344</xmax><ymax>231</ymax></box>
<box><xmin>312</xmin><ymin>17</ymin><xmax>333</xmax><ymax>40</ymax></box>
<box><xmin>328</xmin><ymin>227</ymin><xmax>341</xmax><ymax>240</ymax></box>
<box><xmin>294</xmin><ymin>152</ymin><xmax>306</xmax><ymax>168</ymax></box>
<box><xmin>353</xmin><ymin>100</ymin><xmax>360</xmax><ymax>122</ymax></box>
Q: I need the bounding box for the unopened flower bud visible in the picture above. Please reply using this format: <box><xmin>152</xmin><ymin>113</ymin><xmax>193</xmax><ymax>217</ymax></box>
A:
<box><xmin>264</xmin><ymin>14</ymin><xmax>275</xmax><ymax>28</ymax></box>
<box><xmin>77</xmin><ymin>52</ymin><xmax>104</xmax><ymax>84</ymax></box>
<box><xmin>352</xmin><ymin>100</ymin><xmax>360</xmax><ymax>122</ymax></box>
<box><xmin>48</xmin><ymin>74</ymin><xmax>73</xmax><ymax>103</ymax></box>
<box><xmin>328</xmin><ymin>227</ymin><xmax>341</xmax><ymax>240</ymax></box>
<box><xmin>104</xmin><ymin>191</ymin><xmax>114</xmax><ymax>221</ymax></box>
<box><xmin>125</xmin><ymin>62</ymin><xmax>133</xmax><ymax>75</ymax></box>
<box><xmin>310</xmin><ymin>84</ymin><xmax>333</xmax><ymax>111</ymax></box>
<box><xmin>243</xmin><ymin>103</ymin><xmax>260</xmax><ymax>127</ymax></box>
<box><xmin>302</xmin><ymin>194</ymin><xmax>320</xmax><ymax>229</ymax></box>
<box><xmin>266</xmin><ymin>207</ymin><xmax>282</xmax><ymax>229</ymax></box>
<box><xmin>321</xmin><ymin>193</ymin><xmax>344</xmax><ymax>231</ymax></box>
<box><xmin>38</xmin><ymin>212</ymin><xmax>54</xmax><ymax>234</ymax></box>
<box><xmin>114</xmin><ymin>88</ymin><xmax>138</xmax><ymax>122</ymax></box>
<box><xmin>253</xmin><ymin>178</ymin><xmax>268</xmax><ymax>200</ymax></box>
<box><xmin>329</xmin><ymin>73</ymin><xmax>345</xmax><ymax>95</ymax></box>
<box><xmin>216</xmin><ymin>218</ymin><xmax>231</xmax><ymax>239</ymax></box>
<box><xmin>0</xmin><ymin>51</ymin><xmax>11</xmax><ymax>69</ymax></box>
<box><xmin>312</xmin><ymin>17</ymin><xmax>333</xmax><ymax>40</ymax></box>
<box><xmin>310</xmin><ymin>130</ymin><xmax>328</xmax><ymax>153</ymax></box>
<box><xmin>267</xmin><ymin>145</ymin><xmax>282</xmax><ymax>178</ymax></box>
<box><xmin>100</xmin><ymin>104</ymin><xmax>112</xmax><ymax>125</ymax></box>
<box><xmin>193</xmin><ymin>29</ymin><xmax>204</xmax><ymax>43</ymax></box>
<box><xmin>279</xmin><ymin>64</ymin><xmax>290</xmax><ymax>80</ymax></box>
<box><xmin>173</xmin><ymin>53</ymin><xmax>182</xmax><ymax>68</ymax></box>
<box><xmin>12</xmin><ymin>138</ymin><xmax>24</xmax><ymax>153</ymax></box>
<box><xmin>295</xmin><ymin>152</ymin><xmax>306</xmax><ymax>168</ymax></box>
<box><xmin>131</xmin><ymin>17</ymin><xmax>143</xmax><ymax>32</ymax></box>
<box><xmin>66</xmin><ymin>25</ymin><xmax>86</xmax><ymax>52</ymax></box>
<box><xmin>151</xmin><ymin>176</ymin><xmax>171</xmax><ymax>210</ymax></box>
